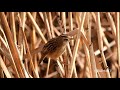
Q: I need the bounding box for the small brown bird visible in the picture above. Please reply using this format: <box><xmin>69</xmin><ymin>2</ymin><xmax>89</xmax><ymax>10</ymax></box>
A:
<box><xmin>39</xmin><ymin>34</ymin><xmax>72</xmax><ymax>64</ymax></box>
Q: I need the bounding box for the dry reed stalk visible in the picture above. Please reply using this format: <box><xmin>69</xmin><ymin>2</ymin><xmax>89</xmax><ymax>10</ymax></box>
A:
<box><xmin>45</xmin><ymin>58</ymin><xmax>50</xmax><ymax>77</ymax></box>
<box><xmin>0</xmin><ymin>55</ymin><xmax>11</xmax><ymax>78</ymax></box>
<box><xmin>57</xmin><ymin>12</ymin><xmax>60</xmax><ymax>16</ymax></box>
<box><xmin>0</xmin><ymin>31</ymin><xmax>9</xmax><ymax>49</ymax></box>
<box><xmin>111</xmin><ymin>63</ymin><xmax>117</xmax><ymax>78</ymax></box>
<box><xmin>94</xmin><ymin>40</ymin><xmax>115</xmax><ymax>56</ymax></box>
<box><xmin>23</xmin><ymin>27</ymin><xmax>47</xmax><ymax>60</ymax></box>
<box><xmin>0</xmin><ymin>41</ymin><xmax>11</xmax><ymax>61</ymax></box>
<box><xmin>55</xmin><ymin>12</ymin><xmax>74</xmax><ymax>77</ymax></box>
<box><xmin>43</xmin><ymin>12</ymin><xmax>52</xmax><ymax>39</ymax></box>
<box><xmin>31</xmin><ymin>12</ymin><xmax>39</xmax><ymax>77</ymax></box>
<box><xmin>44</xmin><ymin>71</ymin><xmax>58</xmax><ymax>78</ymax></box>
<box><xmin>62</xmin><ymin>51</ymin><xmax>68</xmax><ymax>78</ymax></box>
<box><xmin>17</xmin><ymin>13</ymin><xmax>24</xmax><ymax>60</ymax></box>
<box><xmin>102</xmin><ymin>29</ymin><xmax>112</xmax><ymax>54</ymax></box>
<box><xmin>116</xmin><ymin>12</ymin><xmax>120</xmax><ymax>77</ymax></box>
<box><xmin>84</xmin><ymin>12</ymin><xmax>92</xmax><ymax>77</ymax></box>
<box><xmin>89</xmin><ymin>43</ymin><xmax>98</xmax><ymax>78</ymax></box>
<box><xmin>0</xmin><ymin>67</ymin><xmax>3</xmax><ymax>78</ymax></box>
<box><xmin>0</xmin><ymin>12</ymin><xmax>25</xmax><ymax>78</ymax></box>
<box><xmin>10</xmin><ymin>12</ymin><xmax>16</xmax><ymax>44</ymax></box>
<box><xmin>57</xmin><ymin>60</ymin><xmax>65</xmax><ymax>76</ymax></box>
<box><xmin>39</xmin><ymin>12</ymin><xmax>44</xmax><ymax>22</ymax></box>
<box><xmin>21</xmin><ymin>12</ymin><xmax>26</xmax><ymax>28</ymax></box>
<box><xmin>17</xmin><ymin>13</ymin><xmax>31</xmax><ymax>78</ymax></box>
<box><xmin>62</xmin><ymin>12</ymin><xmax>74</xmax><ymax>77</ymax></box>
<box><xmin>53</xmin><ymin>26</ymin><xmax>61</xmax><ymax>35</ymax></box>
<box><xmin>73</xmin><ymin>66</ymin><xmax>78</xmax><ymax>78</ymax></box>
<box><xmin>21</xmin><ymin>29</ymin><xmax>39</xmax><ymax>78</ymax></box>
<box><xmin>96</xmin><ymin>12</ymin><xmax>111</xmax><ymax>78</ymax></box>
<box><xmin>42</xmin><ymin>13</ymin><xmax>56</xmax><ymax>77</ymax></box>
<box><xmin>0</xmin><ymin>26</ymin><xmax>12</xmax><ymax>59</ymax></box>
<box><xmin>48</xmin><ymin>12</ymin><xmax>55</xmax><ymax>38</ymax></box>
<box><xmin>106</xmin><ymin>12</ymin><xmax>116</xmax><ymax>42</ymax></box>
<box><xmin>17</xmin><ymin>13</ymin><xmax>32</xmax><ymax>77</ymax></box>
<box><xmin>91</xmin><ymin>12</ymin><xmax>96</xmax><ymax>22</ymax></box>
<box><xmin>0</xmin><ymin>27</ymin><xmax>20</xmax><ymax>78</ymax></box>
<box><xmin>80</xmin><ymin>31</ymin><xmax>89</xmax><ymax>46</ymax></box>
<box><xmin>100</xmin><ymin>27</ymin><xmax>113</xmax><ymax>61</ymax></box>
<box><xmin>72</xmin><ymin>14</ymin><xmax>88</xmax><ymax>78</ymax></box>
<box><xmin>67</xmin><ymin>14</ymin><xmax>79</xmax><ymax>78</ymax></box>
<box><xmin>27</xmin><ymin>12</ymin><xmax>47</xmax><ymax>43</ymax></box>
<box><xmin>97</xmin><ymin>71</ymin><xmax>101</xmax><ymax>78</ymax></box>
<box><xmin>68</xmin><ymin>12</ymin><xmax>74</xmax><ymax>46</ymax></box>
<box><xmin>68</xmin><ymin>12</ymin><xmax>86</xmax><ymax>78</ymax></box>
<box><xmin>0</xmin><ymin>12</ymin><xmax>118</xmax><ymax>78</ymax></box>
<box><xmin>61</xmin><ymin>12</ymin><xmax>66</xmax><ymax>33</ymax></box>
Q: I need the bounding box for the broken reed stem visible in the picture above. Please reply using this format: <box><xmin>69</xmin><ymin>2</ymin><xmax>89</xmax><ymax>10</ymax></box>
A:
<box><xmin>0</xmin><ymin>12</ymin><xmax>25</xmax><ymax>78</ymax></box>
<box><xmin>68</xmin><ymin>12</ymin><xmax>86</xmax><ymax>78</ymax></box>
<box><xmin>96</xmin><ymin>12</ymin><xmax>111</xmax><ymax>78</ymax></box>
<box><xmin>94</xmin><ymin>41</ymin><xmax>116</xmax><ymax>56</ymax></box>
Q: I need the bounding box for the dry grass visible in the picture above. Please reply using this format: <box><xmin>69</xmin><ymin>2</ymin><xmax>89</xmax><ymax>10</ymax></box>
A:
<box><xmin>0</xmin><ymin>12</ymin><xmax>119</xmax><ymax>78</ymax></box>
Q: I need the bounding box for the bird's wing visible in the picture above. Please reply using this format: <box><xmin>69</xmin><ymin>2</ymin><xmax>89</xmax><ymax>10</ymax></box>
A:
<box><xmin>42</xmin><ymin>38</ymin><xmax>58</xmax><ymax>53</ymax></box>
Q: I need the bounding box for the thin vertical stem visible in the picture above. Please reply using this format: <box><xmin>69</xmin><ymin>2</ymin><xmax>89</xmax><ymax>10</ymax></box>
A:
<box><xmin>89</xmin><ymin>43</ymin><xmax>98</xmax><ymax>78</ymax></box>
<box><xmin>0</xmin><ymin>56</ymin><xmax>11</xmax><ymax>78</ymax></box>
<box><xmin>0</xmin><ymin>12</ymin><xmax>25</xmax><ymax>78</ymax></box>
<box><xmin>68</xmin><ymin>12</ymin><xmax>86</xmax><ymax>78</ymax></box>
<box><xmin>27</xmin><ymin>12</ymin><xmax>47</xmax><ymax>43</ymax></box>
<box><xmin>96</xmin><ymin>12</ymin><xmax>111</xmax><ymax>78</ymax></box>
<box><xmin>116</xmin><ymin>12</ymin><xmax>120</xmax><ymax>77</ymax></box>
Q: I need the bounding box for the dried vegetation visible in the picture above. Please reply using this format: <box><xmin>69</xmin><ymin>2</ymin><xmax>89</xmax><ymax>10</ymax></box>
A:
<box><xmin>0</xmin><ymin>12</ymin><xmax>119</xmax><ymax>78</ymax></box>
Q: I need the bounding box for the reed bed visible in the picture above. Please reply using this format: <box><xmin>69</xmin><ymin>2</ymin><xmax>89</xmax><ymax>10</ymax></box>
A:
<box><xmin>0</xmin><ymin>12</ymin><xmax>119</xmax><ymax>78</ymax></box>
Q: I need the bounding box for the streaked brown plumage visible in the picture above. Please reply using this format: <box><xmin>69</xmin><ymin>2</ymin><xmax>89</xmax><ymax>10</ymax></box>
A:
<box><xmin>39</xmin><ymin>34</ymin><xmax>72</xmax><ymax>64</ymax></box>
